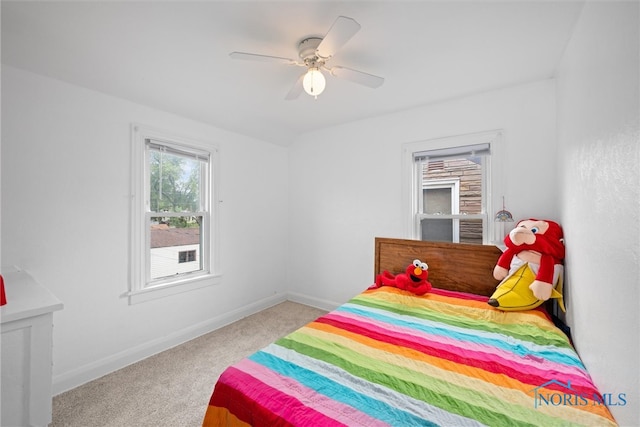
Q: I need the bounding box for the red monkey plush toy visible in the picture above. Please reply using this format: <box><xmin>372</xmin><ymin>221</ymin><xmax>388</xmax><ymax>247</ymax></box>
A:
<box><xmin>493</xmin><ymin>219</ymin><xmax>565</xmax><ymax>301</ymax></box>
<box><xmin>370</xmin><ymin>259</ymin><xmax>432</xmax><ymax>296</ymax></box>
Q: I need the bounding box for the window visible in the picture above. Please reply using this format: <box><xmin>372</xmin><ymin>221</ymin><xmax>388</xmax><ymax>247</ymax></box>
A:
<box><xmin>129</xmin><ymin>124</ymin><xmax>220</xmax><ymax>303</ymax></box>
<box><xmin>403</xmin><ymin>130</ymin><xmax>503</xmax><ymax>245</ymax></box>
<box><xmin>178</xmin><ymin>250</ymin><xmax>197</xmax><ymax>264</ymax></box>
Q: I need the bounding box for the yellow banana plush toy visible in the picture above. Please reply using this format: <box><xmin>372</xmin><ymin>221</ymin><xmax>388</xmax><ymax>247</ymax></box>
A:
<box><xmin>487</xmin><ymin>263</ymin><xmax>565</xmax><ymax>311</ymax></box>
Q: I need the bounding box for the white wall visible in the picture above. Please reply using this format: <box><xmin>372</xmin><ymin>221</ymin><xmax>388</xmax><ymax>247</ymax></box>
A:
<box><xmin>3</xmin><ymin>5</ymin><xmax>637</xmax><ymax>424</ymax></box>
<box><xmin>1</xmin><ymin>65</ymin><xmax>290</xmax><ymax>393</ymax></box>
<box><xmin>556</xmin><ymin>2</ymin><xmax>639</xmax><ymax>425</ymax></box>
<box><xmin>288</xmin><ymin>80</ymin><xmax>558</xmax><ymax>307</ymax></box>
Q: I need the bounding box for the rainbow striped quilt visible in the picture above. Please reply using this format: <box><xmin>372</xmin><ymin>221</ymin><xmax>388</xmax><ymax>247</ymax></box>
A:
<box><xmin>203</xmin><ymin>287</ymin><xmax>617</xmax><ymax>426</ymax></box>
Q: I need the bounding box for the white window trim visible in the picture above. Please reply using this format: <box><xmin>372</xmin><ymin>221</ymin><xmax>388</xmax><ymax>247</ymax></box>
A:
<box><xmin>401</xmin><ymin>129</ymin><xmax>504</xmax><ymax>245</ymax></box>
<box><xmin>128</xmin><ymin>124</ymin><xmax>221</xmax><ymax>304</ymax></box>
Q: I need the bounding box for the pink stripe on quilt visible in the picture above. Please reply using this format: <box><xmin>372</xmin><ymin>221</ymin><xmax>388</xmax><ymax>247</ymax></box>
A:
<box><xmin>219</xmin><ymin>365</ymin><xmax>340</xmax><ymax>426</ymax></box>
<box><xmin>231</xmin><ymin>358</ymin><xmax>389</xmax><ymax>427</ymax></box>
<box><xmin>322</xmin><ymin>312</ymin><xmax>596</xmax><ymax>393</ymax></box>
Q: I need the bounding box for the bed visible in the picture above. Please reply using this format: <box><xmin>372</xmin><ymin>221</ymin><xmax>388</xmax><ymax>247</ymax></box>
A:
<box><xmin>202</xmin><ymin>237</ymin><xmax>617</xmax><ymax>426</ymax></box>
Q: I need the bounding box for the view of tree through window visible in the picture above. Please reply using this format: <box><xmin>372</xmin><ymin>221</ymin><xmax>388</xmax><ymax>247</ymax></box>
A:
<box><xmin>150</xmin><ymin>150</ymin><xmax>201</xmax><ymax>220</ymax></box>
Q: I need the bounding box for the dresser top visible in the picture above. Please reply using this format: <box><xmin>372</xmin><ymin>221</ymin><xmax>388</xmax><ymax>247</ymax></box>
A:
<box><xmin>1</xmin><ymin>270</ymin><xmax>63</xmax><ymax>324</ymax></box>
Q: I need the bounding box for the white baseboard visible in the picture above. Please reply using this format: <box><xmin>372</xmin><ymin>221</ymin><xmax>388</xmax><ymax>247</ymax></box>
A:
<box><xmin>286</xmin><ymin>291</ymin><xmax>340</xmax><ymax>312</ymax></box>
<box><xmin>52</xmin><ymin>293</ymin><xmax>287</xmax><ymax>395</ymax></box>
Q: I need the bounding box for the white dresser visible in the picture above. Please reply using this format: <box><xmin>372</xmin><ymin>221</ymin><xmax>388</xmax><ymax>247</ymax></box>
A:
<box><xmin>1</xmin><ymin>270</ymin><xmax>63</xmax><ymax>427</ymax></box>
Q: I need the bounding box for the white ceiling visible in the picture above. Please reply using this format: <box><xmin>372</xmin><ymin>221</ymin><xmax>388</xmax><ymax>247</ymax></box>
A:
<box><xmin>1</xmin><ymin>1</ymin><xmax>584</xmax><ymax>146</ymax></box>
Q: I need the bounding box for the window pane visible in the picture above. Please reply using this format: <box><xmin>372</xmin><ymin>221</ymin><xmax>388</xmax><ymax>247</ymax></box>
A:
<box><xmin>423</xmin><ymin>187</ymin><xmax>452</xmax><ymax>214</ymax></box>
<box><xmin>420</xmin><ymin>217</ymin><xmax>483</xmax><ymax>244</ymax></box>
<box><xmin>149</xmin><ymin>150</ymin><xmax>201</xmax><ymax>213</ymax></box>
<box><xmin>459</xmin><ymin>218</ymin><xmax>483</xmax><ymax>244</ymax></box>
<box><xmin>420</xmin><ymin>218</ymin><xmax>453</xmax><ymax>242</ymax></box>
<box><xmin>149</xmin><ymin>217</ymin><xmax>202</xmax><ymax>280</ymax></box>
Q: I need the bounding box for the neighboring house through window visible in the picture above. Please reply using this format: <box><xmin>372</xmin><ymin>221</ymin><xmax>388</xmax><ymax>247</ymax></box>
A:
<box><xmin>129</xmin><ymin>124</ymin><xmax>220</xmax><ymax>303</ymax></box>
<box><xmin>403</xmin><ymin>130</ymin><xmax>503</xmax><ymax>245</ymax></box>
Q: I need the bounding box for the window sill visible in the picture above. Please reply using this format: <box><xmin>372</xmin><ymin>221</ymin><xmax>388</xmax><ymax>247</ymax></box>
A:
<box><xmin>127</xmin><ymin>273</ymin><xmax>222</xmax><ymax>305</ymax></box>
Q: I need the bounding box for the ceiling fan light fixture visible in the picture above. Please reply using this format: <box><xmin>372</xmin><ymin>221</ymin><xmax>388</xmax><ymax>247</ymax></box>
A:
<box><xmin>230</xmin><ymin>17</ymin><xmax>384</xmax><ymax>100</ymax></box>
<box><xmin>303</xmin><ymin>67</ymin><xmax>326</xmax><ymax>98</ymax></box>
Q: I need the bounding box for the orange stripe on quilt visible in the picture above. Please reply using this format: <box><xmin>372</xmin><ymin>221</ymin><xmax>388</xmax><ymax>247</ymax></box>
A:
<box><xmin>202</xmin><ymin>406</ymin><xmax>251</xmax><ymax>427</ymax></box>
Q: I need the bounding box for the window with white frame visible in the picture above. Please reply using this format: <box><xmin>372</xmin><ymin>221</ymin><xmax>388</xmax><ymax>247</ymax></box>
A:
<box><xmin>403</xmin><ymin>130</ymin><xmax>502</xmax><ymax>245</ymax></box>
<box><xmin>129</xmin><ymin>124</ymin><xmax>220</xmax><ymax>304</ymax></box>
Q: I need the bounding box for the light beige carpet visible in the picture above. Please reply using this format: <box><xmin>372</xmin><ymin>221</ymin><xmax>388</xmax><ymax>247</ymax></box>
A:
<box><xmin>51</xmin><ymin>301</ymin><xmax>327</xmax><ymax>427</ymax></box>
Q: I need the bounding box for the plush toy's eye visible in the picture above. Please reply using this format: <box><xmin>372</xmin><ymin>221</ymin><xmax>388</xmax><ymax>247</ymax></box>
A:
<box><xmin>420</xmin><ymin>262</ymin><xmax>428</xmax><ymax>270</ymax></box>
<box><xmin>531</xmin><ymin>227</ymin><xmax>539</xmax><ymax>233</ymax></box>
<box><xmin>413</xmin><ymin>259</ymin><xmax>421</xmax><ymax>268</ymax></box>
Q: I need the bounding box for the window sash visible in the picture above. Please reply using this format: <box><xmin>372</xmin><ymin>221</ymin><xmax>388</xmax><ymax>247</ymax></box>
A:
<box><xmin>144</xmin><ymin>141</ymin><xmax>211</xmax><ymax>287</ymax></box>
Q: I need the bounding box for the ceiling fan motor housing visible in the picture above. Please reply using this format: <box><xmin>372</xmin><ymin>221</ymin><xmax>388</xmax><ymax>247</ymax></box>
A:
<box><xmin>298</xmin><ymin>37</ymin><xmax>323</xmax><ymax>64</ymax></box>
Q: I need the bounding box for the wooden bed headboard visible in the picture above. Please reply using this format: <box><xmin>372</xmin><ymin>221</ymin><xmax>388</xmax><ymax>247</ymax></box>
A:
<box><xmin>374</xmin><ymin>237</ymin><xmax>503</xmax><ymax>297</ymax></box>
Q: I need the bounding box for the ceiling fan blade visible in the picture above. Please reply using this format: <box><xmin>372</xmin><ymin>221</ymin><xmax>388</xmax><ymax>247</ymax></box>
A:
<box><xmin>285</xmin><ymin>73</ymin><xmax>305</xmax><ymax>100</ymax></box>
<box><xmin>316</xmin><ymin>16</ymin><xmax>361</xmax><ymax>59</ymax></box>
<box><xmin>330</xmin><ymin>66</ymin><xmax>384</xmax><ymax>88</ymax></box>
<box><xmin>229</xmin><ymin>51</ymin><xmax>296</xmax><ymax>65</ymax></box>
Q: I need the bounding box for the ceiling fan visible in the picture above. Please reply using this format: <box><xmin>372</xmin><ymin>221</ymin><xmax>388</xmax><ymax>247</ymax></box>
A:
<box><xmin>229</xmin><ymin>16</ymin><xmax>384</xmax><ymax>100</ymax></box>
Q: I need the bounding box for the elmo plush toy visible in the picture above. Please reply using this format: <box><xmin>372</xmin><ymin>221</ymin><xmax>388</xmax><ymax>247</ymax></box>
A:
<box><xmin>370</xmin><ymin>259</ymin><xmax>432</xmax><ymax>295</ymax></box>
<box><xmin>489</xmin><ymin>219</ymin><xmax>565</xmax><ymax>311</ymax></box>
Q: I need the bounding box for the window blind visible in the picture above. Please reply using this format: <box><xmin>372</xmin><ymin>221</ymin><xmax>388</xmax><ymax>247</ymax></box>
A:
<box><xmin>413</xmin><ymin>143</ymin><xmax>490</xmax><ymax>163</ymax></box>
<box><xmin>146</xmin><ymin>138</ymin><xmax>209</xmax><ymax>162</ymax></box>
